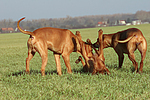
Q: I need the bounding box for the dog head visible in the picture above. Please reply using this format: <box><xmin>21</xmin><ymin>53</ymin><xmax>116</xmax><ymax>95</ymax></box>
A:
<box><xmin>93</xmin><ymin>29</ymin><xmax>111</xmax><ymax>49</ymax></box>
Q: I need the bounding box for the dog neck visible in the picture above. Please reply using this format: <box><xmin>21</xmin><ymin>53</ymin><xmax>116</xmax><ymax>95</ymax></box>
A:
<box><xmin>103</xmin><ymin>34</ymin><xmax>113</xmax><ymax>48</ymax></box>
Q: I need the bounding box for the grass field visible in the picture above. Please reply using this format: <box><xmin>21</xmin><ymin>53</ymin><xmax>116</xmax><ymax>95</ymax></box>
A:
<box><xmin>0</xmin><ymin>24</ymin><xmax>150</xmax><ymax>99</ymax></box>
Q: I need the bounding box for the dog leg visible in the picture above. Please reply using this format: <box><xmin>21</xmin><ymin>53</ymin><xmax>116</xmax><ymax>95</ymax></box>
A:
<box><xmin>138</xmin><ymin>42</ymin><xmax>147</xmax><ymax>73</ymax></box>
<box><xmin>75</xmin><ymin>56</ymin><xmax>86</xmax><ymax>66</ymax></box>
<box><xmin>40</xmin><ymin>53</ymin><xmax>48</xmax><ymax>76</ymax></box>
<box><xmin>128</xmin><ymin>53</ymin><xmax>138</xmax><ymax>72</ymax></box>
<box><xmin>37</xmin><ymin>47</ymin><xmax>48</xmax><ymax>76</ymax></box>
<box><xmin>54</xmin><ymin>53</ymin><xmax>62</xmax><ymax>75</ymax></box>
<box><xmin>139</xmin><ymin>54</ymin><xmax>145</xmax><ymax>73</ymax></box>
<box><xmin>118</xmin><ymin>53</ymin><xmax>124</xmax><ymax>68</ymax></box>
<box><xmin>35</xmin><ymin>42</ymin><xmax>48</xmax><ymax>76</ymax></box>
<box><xmin>139</xmin><ymin>51</ymin><xmax>146</xmax><ymax>73</ymax></box>
<box><xmin>105</xmin><ymin>67</ymin><xmax>110</xmax><ymax>75</ymax></box>
<box><xmin>62</xmin><ymin>54</ymin><xmax>72</xmax><ymax>74</ymax></box>
<box><xmin>26</xmin><ymin>50</ymin><xmax>35</xmax><ymax>74</ymax></box>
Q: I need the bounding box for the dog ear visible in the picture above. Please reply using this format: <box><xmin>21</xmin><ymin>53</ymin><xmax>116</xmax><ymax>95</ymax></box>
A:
<box><xmin>75</xmin><ymin>31</ymin><xmax>82</xmax><ymax>40</ymax></box>
<box><xmin>98</xmin><ymin>29</ymin><xmax>103</xmax><ymax>38</ymax></box>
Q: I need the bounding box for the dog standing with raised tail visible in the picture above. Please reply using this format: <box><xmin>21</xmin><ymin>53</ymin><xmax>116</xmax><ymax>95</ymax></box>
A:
<box><xmin>93</xmin><ymin>28</ymin><xmax>147</xmax><ymax>73</ymax></box>
<box><xmin>17</xmin><ymin>17</ymin><xmax>84</xmax><ymax>76</ymax></box>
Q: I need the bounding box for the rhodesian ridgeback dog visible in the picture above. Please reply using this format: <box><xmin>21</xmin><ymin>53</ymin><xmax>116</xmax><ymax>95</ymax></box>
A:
<box><xmin>93</xmin><ymin>28</ymin><xmax>147</xmax><ymax>73</ymax></box>
<box><xmin>17</xmin><ymin>17</ymin><xmax>91</xmax><ymax>76</ymax></box>
<box><xmin>75</xmin><ymin>29</ymin><xmax>110</xmax><ymax>75</ymax></box>
<box><xmin>75</xmin><ymin>31</ymin><xmax>94</xmax><ymax>73</ymax></box>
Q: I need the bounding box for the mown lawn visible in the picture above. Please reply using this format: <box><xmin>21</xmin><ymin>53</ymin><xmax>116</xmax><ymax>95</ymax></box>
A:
<box><xmin>0</xmin><ymin>24</ymin><xmax>150</xmax><ymax>99</ymax></box>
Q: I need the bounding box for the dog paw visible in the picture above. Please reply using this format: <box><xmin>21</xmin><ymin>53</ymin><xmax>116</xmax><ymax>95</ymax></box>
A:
<box><xmin>25</xmin><ymin>71</ymin><xmax>30</xmax><ymax>74</ymax></box>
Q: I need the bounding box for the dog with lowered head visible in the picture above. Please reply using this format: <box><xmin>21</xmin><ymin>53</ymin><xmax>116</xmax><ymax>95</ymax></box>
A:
<box><xmin>93</xmin><ymin>28</ymin><xmax>147</xmax><ymax>73</ymax></box>
<box><xmin>17</xmin><ymin>17</ymin><xmax>94</xmax><ymax>76</ymax></box>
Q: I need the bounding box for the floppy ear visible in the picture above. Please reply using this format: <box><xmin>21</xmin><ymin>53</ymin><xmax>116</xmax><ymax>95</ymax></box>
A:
<box><xmin>75</xmin><ymin>31</ymin><xmax>82</xmax><ymax>40</ymax></box>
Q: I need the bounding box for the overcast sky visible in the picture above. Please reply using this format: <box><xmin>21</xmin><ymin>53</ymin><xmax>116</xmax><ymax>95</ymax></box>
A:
<box><xmin>0</xmin><ymin>0</ymin><xmax>150</xmax><ymax>21</ymax></box>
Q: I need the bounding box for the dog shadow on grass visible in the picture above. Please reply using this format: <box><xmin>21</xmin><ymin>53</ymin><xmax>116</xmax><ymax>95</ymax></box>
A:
<box><xmin>72</xmin><ymin>68</ymin><xmax>89</xmax><ymax>74</ymax></box>
<box><xmin>8</xmin><ymin>68</ymin><xmax>89</xmax><ymax>77</ymax></box>
<box><xmin>7</xmin><ymin>65</ymin><xmax>139</xmax><ymax>77</ymax></box>
<box><xmin>106</xmin><ymin>64</ymin><xmax>136</xmax><ymax>73</ymax></box>
<box><xmin>8</xmin><ymin>69</ymin><xmax>58</xmax><ymax>77</ymax></box>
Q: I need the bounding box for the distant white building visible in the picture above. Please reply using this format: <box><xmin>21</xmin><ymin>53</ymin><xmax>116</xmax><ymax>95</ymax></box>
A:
<box><xmin>114</xmin><ymin>20</ymin><xmax>126</xmax><ymax>25</ymax></box>
<box><xmin>126</xmin><ymin>23</ymin><xmax>131</xmax><ymax>26</ymax></box>
<box><xmin>132</xmin><ymin>19</ymin><xmax>141</xmax><ymax>25</ymax></box>
<box><xmin>119</xmin><ymin>20</ymin><xmax>126</xmax><ymax>25</ymax></box>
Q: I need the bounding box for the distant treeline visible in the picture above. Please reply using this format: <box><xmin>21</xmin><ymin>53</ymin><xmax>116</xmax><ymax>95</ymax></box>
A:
<box><xmin>0</xmin><ymin>10</ymin><xmax>150</xmax><ymax>32</ymax></box>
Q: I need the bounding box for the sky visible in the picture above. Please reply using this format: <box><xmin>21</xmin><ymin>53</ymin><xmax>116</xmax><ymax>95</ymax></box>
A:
<box><xmin>0</xmin><ymin>0</ymin><xmax>150</xmax><ymax>21</ymax></box>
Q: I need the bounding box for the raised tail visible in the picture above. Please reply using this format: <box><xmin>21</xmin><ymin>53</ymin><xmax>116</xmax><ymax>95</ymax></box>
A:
<box><xmin>117</xmin><ymin>35</ymin><xmax>135</xmax><ymax>43</ymax></box>
<box><xmin>17</xmin><ymin>17</ymin><xmax>33</xmax><ymax>35</ymax></box>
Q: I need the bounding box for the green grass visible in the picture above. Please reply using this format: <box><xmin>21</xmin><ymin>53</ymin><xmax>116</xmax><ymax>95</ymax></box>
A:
<box><xmin>1</xmin><ymin>24</ymin><xmax>150</xmax><ymax>99</ymax></box>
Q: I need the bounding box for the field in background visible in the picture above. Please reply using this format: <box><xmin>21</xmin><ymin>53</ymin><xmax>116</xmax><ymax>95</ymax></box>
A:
<box><xmin>0</xmin><ymin>24</ymin><xmax>150</xmax><ymax>99</ymax></box>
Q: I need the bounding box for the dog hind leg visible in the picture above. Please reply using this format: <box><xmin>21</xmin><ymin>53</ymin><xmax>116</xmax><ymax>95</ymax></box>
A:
<box><xmin>54</xmin><ymin>53</ymin><xmax>62</xmax><ymax>75</ymax></box>
<box><xmin>128</xmin><ymin>53</ymin><xmax>138</xmax><ymax>72</ymax></box>
<box><xmin>62</xmin><ymin>53</ymin><xmax>72</xmax><ymax>74</ymax></box>
<box><xmin>40</xmin><ymin>52</ymin><xmax>48</xmax><ymax>76</ymax></box>
<box><xmin>26</xmin><ymin>50</ymin><xmax>36</xmax><ymax>74</ymax></box>
<box><xmin>37</xmin><ymin>43</ymin><xmax>48</xmax><ymax>76</ymax></box>
<box><xmin>139</xmin><ymin>51</ymin><xmax>146</xmax><ymax>73</ymax></box>
<box><xmin>137</xmin><ymin>41</ymin><xmax>147</xmax><ymax>73</ymax></box>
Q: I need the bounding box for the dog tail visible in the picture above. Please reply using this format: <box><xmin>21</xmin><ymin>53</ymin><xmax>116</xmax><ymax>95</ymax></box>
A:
<box><xmin>117</xmin><ymin>35</ymin><xmax>135</xmax><ymax>43</ymax></box>
<box><xmin>17</xmin><ymin>17</ymin><xmax>34</xmax><ymax>36</ymax></box>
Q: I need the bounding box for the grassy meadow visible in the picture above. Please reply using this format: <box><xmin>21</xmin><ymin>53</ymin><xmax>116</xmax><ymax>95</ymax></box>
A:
<box><xmin>0</xmin><ymin>24</ymin><xmax>150</xmax><ymax>99</ymax></box>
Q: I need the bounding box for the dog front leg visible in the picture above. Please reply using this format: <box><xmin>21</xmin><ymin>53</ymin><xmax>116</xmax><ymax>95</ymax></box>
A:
<box><xmin>104</xmin><ymin>67</ymin><xmax>110</xmax><ymax>75</ymax></box>
<box><xmin>118</xmin><ymin>53</ymin><xmax>124</xmax><ymax>68</ymax></box>
<box><xmin>54</xmin><ymin>53</ymin><xmax>62</xmax><ymax>76</ymax></box>
<box><xmin>75</xmin><ymin>56</ymin><xmax>86</xmax><ymax>66</ymax></box>
<box><xmin>62</xmin><ymin>54</ymin><xmax>72</xmax><ymax>74</ymax></box>
<box><xmin>26</xmin><ymin>50</ymin><xmax>35</xmax><ymax>74</ymax></box>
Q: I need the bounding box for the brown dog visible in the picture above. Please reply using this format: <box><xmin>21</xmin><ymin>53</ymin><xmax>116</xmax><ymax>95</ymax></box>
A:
<box><xmin>93</xmin><ymin>28</ymin><xmax>147</xmax><ymax>73</ymax></box>
<box><xmin>75</xmin><ymin>29</ymin><xmax>110</xmax><ymax>75</ymax></box>
<box><xmin>75</xmin><ymin>31</ymin><xmax>94</xmax><ymax>72</ymax></box>
<box><xmin>17</xmin><ymin>17</ymin><xmax>92</xmax><ymax>76</ymax></box>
